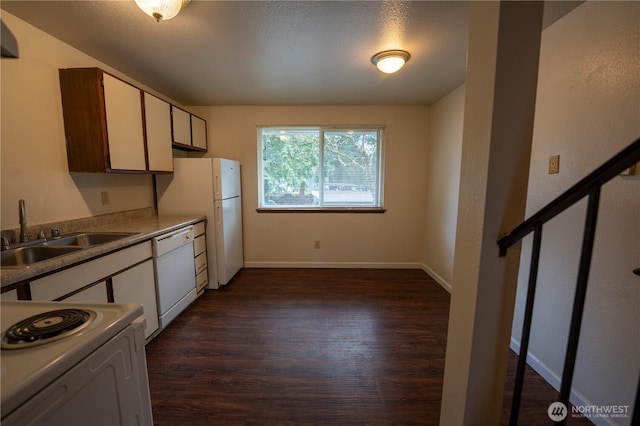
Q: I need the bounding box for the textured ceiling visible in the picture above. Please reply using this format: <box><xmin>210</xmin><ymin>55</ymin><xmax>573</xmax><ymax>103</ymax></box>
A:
<box><xmin>1</xmin><ymin>1</ymin><xmax>581</xmax><ymax>106</ymax></box>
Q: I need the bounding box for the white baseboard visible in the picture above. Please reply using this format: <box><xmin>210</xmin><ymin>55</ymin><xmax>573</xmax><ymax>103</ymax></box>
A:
<box><xmin>243</xmin><ymin>261</ymin><xmax>453</xmax><ymax>293</ymax></box>
<box><xmin>509</xmin><ymin>337</ymin><xmax>619</xmax><ymax>426</ymax></box>
<box><xmin>420</xmin><ymin>264</ymin><xmax>452</xmax><ymax>293</ymax></box>
<box><xmin>243</xmin><ymin>261</ymin><xmax>424</xmax><ymax>269</ymax></box>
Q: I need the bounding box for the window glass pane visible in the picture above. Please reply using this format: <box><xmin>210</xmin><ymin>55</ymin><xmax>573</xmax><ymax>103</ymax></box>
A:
<box><xmin>261</xmin><ymin>128</ymin><xmax>320</xmax><ymax>207</ymax></box>
<box><xmin>259</xmin><ymin>126</ymin><xmax>383</xmax><ymax>209</ymax></box>
<box><xmin>323</xmin><ymin>130</ymin><xmax>379</xmax><ymax>206</ymax></box>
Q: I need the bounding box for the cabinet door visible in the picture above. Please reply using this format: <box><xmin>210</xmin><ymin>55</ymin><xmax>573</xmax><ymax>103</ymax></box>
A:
<box><xmin>172</xmin><ymin>106</ymin><xmax>191</xmax><ymax>146</ymax></box>
<box><xmin>103</xmin><ymin>74</ymin><xmax>147</xmax><ymax>171</ymax></box>
<box><xmin>144</xmin><ymin>93</ymin><xmax>173</xmax><ymax>172</ymax></box>
<box><xmin>191</xmin><ymin>115</ymin><xmax>207</xmax><ymax>150</ymax></box>
<box><xmin>112</xmin><ymin>260</ymin><xmax>159</xmax><ymax>339</ymax></box>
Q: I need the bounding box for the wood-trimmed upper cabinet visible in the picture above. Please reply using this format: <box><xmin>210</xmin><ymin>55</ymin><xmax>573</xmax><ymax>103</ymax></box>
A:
<box><xmin>59</xmin><ymin>68</ymin><xmax>147</xmax><ymax>173</ymax></box>
<box><xmin>143</xmin><ymin>92</ymin><xmax>173</xmax><ymax>172</ymax></box>
<box><xmin>59</xmin><ymin>67</ymin><xmax>194</xmax><ymax>173</ymax></box>
<box><xmin>171</xmin><ymin>105</ymin><xmax>207</xmax><ymax>152</ymax></box>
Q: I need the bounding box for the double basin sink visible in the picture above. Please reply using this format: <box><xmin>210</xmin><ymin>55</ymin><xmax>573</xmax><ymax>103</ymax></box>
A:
<box><xmin>1</xmin><ymin>232</ymin><xmax>138</xmax><ymax>268</ymax></box>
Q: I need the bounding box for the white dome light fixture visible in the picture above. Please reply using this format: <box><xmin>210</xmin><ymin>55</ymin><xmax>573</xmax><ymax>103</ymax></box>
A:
<box><xmin>371</xmin><ymin>50</ymin><xmax>411</xmax><ymax>74</ymax></box>
<box><xmin>134</xmin><ymin>0</ymin><xmax>191</xmax><ymax>22</ymax></box>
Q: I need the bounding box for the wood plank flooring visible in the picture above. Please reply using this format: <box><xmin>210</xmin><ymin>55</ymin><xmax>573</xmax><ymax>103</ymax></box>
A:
<box><xmin>145</xmin><ymin>268</ymin><xmax>592</xmax><ymax>425</ymax></box>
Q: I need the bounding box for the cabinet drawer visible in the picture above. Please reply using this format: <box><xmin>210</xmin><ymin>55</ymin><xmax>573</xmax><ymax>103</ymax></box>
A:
<box><xmin>194</xmin><ymin>252</ymin><xmax>207</xmax><ymax>275</ymax></box>
<box><xmin>196</xmin><ymin>269</ymin><xmax>208</xmax><ymax>292</ymax></box>
<box><xmin>1</xmin><ymin>289</ymin><xmax>18</xmax><ymax>301</ymax></box>
<box><xmin>193</xmin><ymin>221</ymin><xmax>205</xmax><ymax>237</ymax></box>
<box><xmin>31</xmin><ymin>242</ymin><xmax>152</xmax><ymax>301</ymax></box>
<box><xmin>194</xmin><ymin>235</ymin><xmax>206</xmax><ymax>256</ymax></box>
<box><xmin>61</xmin><ymin>282</ymin><xmax>108</xmax><ymax>303</ymax></box>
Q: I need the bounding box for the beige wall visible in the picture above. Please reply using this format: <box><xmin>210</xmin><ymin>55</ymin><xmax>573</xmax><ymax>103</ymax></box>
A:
<box><xmin>1</xmin><ymin>13</ymin><xmax>432</xmax><ymax>269</ymax></box>
<box><xmin>0</xmin><ymin>12</ymin><xmax>171</xmax><ymax>230</ymax></box>
<box><xmin>189</xmin><ymin>105</ymin><xmax>430</xmax><ymax>267</ymax></box>
<box><xmin>511</xmin><ymin>1</ymin><xmax>640</xmax><ymax>421</ymax></box>
<box><xmin>422</xmin><ymin>84</ymin><xmax>465</xmax><ymax>291</ymax></box>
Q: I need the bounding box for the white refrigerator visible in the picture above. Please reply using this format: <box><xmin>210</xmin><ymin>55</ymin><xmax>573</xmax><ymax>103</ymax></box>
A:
<box><xmin>156</xmin><ymin>158</ymin><xmax>243</xmax><ymax>288</ymax></box>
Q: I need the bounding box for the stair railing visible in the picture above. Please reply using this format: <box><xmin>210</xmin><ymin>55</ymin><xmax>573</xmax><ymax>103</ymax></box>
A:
<box><xmin>497</xmin><ymin>137</ymin><xmax>640</xmax><ymax>425</ymax></box>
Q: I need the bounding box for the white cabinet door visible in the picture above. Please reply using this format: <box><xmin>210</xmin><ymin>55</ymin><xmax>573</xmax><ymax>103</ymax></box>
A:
<box><xmin>191</xmin><ymin>115</ymin><xmax>207</xmax><ymax>150</ymax></box>
<box><xmin>103</xmin><ymin>74</ymin><xmax>146</xmax><ymax>171</ymax></box>
<box><xmin>144</xmin><ymin>93</ymin><xmax>173</xmax><ymax>172</ymax></box>
<box><xmin>112</xmin><ymin>260</ymin><xmax>159</xmax><ymax>339</ymax></box>
<box><xmin>172</xmin><ymin>106</ymin><xmax>191</xmax><ymax>146</ymax></box>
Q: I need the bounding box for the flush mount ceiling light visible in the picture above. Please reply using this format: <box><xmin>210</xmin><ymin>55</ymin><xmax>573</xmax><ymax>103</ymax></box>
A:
<box><xmin>371</xmin><ymin>50</ymin><xmax>411</xmax><ymax>74</ymax></box>
<box><xmin>134</xmin><ymin>0</ymin><xmax>191</xmax><ymax>22</ymax></box>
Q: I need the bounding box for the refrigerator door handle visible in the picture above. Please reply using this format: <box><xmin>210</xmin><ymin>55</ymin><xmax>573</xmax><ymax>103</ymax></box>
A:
<box><xmin>215</xmin><ymin>175</ymin><xmax>220</xmax><ymax>198</ymax></box>
<box><xmin>216</xmin><ymin>203</ymin><xmax>221</xmax><ymax>225</ymax></box>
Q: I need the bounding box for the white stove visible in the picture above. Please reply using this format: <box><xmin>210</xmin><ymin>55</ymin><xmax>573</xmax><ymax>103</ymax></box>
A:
<box><xmin>1</xmin><ymin>300</ymin><xmax>153</xmax><ymax>425</ymax></box>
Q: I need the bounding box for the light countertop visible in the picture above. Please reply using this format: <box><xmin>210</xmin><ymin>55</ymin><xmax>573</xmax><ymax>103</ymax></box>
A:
<box><xmin>0</xmin><ymin>215</ymin><xmax>206</xmax><ymax>288</ymax></box>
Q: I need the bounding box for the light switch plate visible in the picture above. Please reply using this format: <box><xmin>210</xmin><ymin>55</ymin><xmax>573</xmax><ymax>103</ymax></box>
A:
<box><xmin>549</xmin><ymin>155</ymin><xmax>560</xmax><ymax>174</ymax></box>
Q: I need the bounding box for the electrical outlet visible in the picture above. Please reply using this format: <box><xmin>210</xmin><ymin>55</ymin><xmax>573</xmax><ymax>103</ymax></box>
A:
<box><xmin>101</xmin><ymin>191</ymin><xmax>110</xmax><ymax>205</ymax></box>
<box><xmin>314</xmin><ymin>241</ymin><xmax>320</xmax><ymax>249</ymax></box>
<box><xmin>549</xmin><ymin>155</ymin><xmax>560</xmax><ymax>174</ymax></box>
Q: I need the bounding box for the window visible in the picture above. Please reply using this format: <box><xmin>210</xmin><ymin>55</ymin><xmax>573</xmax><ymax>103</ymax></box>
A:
<box><xmin>258</xmin><ymin>126</ymin><xmax>384</xmax><ymax>210</ymax></box>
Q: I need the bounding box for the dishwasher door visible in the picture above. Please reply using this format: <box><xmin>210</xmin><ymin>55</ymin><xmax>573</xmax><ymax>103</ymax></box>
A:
<box><xmin>153</xmin><ymin>227</ymin><xmax>196</xmax><ymax>329</ymax></box>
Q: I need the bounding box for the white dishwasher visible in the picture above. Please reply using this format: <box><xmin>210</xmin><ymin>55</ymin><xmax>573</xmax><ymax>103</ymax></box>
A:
<box><xmin>153</xmin><ymin>225</ymin><xmax>197</xmax><ymax>330</ymax></box>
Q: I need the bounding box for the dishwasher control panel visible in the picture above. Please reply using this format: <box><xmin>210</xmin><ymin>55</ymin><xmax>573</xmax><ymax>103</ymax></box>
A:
<box><xmin>152</xmin><ymin>226</ymin><xmax>194</xmax><ymax>258</ymax></box>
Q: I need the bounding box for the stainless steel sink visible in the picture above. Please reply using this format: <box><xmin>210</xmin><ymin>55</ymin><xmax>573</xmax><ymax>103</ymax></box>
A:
<box><xmin>1</xmin><ymin>245</ymin><xmax>83</xmax><ymax>267</ymax></box>
<box><xmin>42</xmin><ymin>232</ymin><xmax>138</xmax><ymax>247</ymax></box>
<box><xmin>1</xmin><ymin>232</ymin><xmax>138</xmax><ymax>268</ymax></box>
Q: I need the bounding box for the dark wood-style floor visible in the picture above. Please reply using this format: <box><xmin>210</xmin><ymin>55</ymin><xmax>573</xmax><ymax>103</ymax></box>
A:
<box><xmin>145</xmin><ymin>268</ymin><xmax>592</xmax><ymax>425</ymax></box>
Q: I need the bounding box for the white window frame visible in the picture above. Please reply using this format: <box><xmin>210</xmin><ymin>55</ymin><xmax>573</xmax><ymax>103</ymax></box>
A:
<box><xmin>257</xmin><ymin>126</ymin><xmax>385</xmax><ymax>211</ymax></box>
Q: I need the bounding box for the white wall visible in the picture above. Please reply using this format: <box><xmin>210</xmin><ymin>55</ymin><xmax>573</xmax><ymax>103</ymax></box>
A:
<box><xmin>1</xmin><ymin>12</ymin><xmax>162</xmax><ymax>230</ymax></box>
<box><xmin>188</xmin><ymin>105</ymin><xmax>430</xmax><ymax>267</ymax></box>
<box><xmin>422</xmin><ymin>84</ymin><xmax>464</xmax><ymax>291</ymax></box>
<box><xmin>511</xmin><ymin>2</ymin><xmax>640</xmax><ymax>423</ymax></box>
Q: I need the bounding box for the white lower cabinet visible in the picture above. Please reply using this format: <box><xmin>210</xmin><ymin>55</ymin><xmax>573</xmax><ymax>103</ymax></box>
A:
<box><xmin>112</xmin><ymin>260</ymin><xmax>159</xmax><ymax>339</ymax></box>
<box><xmin>29</xmin><ymin>242</ymin><xmax>159</xmax><ymax>340</ymax></box>
<box><xmin>30</xmin><ymin>243</ymin><xmax>152</xmax><ymax>301</ymax></box>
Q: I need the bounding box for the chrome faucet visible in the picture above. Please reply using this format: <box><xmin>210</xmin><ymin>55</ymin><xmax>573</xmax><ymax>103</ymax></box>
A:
<box><xmin>19</xmin><ymin>199</ymin><xmax>28</xmax><ymax>243</ymax></box>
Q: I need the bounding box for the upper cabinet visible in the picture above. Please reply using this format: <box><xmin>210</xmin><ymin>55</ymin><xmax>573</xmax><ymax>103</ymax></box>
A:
<box><xmin>171</xmin><ymin>106</ymin><xmax>191</xmax><ymax>146</ymax></box>
<box><xmin>143</xmin><ymin>93</ymin><xmax>173</xmax><ymax>172</ymax></box>
<box><xmin>171</xmin><ymin>105</ymin><xmax>208</xmax><ymax>152</ymax></box>
<box><xmin>59</xmin><ymin>67</ymin><xmax>206</xmax><ymax>174</ymax></box>
<box><xmin>59</xmin><ymin>68</ymin><xmax>146</xmax><ymax>173</ymax></box>
<box><xmin>191</xmin><ymin>115</ymin><xmax>208</xmax><ymax>150</ymax></box>
<box><xmin>102</xmin><ymin>73</ymin><xmax>147</xmax><ymax>171</ymax></box>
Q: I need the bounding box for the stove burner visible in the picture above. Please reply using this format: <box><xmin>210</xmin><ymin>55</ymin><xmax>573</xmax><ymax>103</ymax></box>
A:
<box><xmin>2</xmin><ymin>308</ymin><xmax>96</xmax><ymax>349</ymax></box>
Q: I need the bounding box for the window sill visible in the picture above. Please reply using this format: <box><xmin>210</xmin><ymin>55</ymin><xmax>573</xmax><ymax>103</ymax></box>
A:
<box><xmin>256</xmin><ymin>208</ymin><xmax>386</xmax><ymax>214</ymax></box>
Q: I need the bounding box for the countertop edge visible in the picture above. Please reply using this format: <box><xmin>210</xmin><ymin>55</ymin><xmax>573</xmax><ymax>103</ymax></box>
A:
<box><xmin>0</xmin><ymin>215</ymin><xmax>207</xmax><ymax>288</ymax></box>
